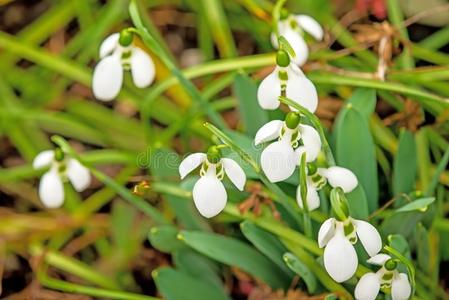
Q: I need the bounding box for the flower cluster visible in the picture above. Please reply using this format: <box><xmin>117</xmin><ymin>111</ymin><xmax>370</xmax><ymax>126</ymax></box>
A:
<box><xmin>29</xmin><ymin>10</ymin><xmax>413</xmax><ymax>300</ymax></box>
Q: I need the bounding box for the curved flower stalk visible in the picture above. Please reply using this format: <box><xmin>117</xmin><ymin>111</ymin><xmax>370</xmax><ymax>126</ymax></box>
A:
<box><xmin>355</xmin><ymin>254</ymin><xmax>412</xmax><ymax>300</ymax></box>
<box><xmin>179</xmin><ymin>146</ymin><xmax>246</xmax><ymax>218</ymax></box>
<box><xmin>271</xmin><ymin>13</ymin><xmax>323</xmax><ymax>65</ymax></box>
<box><xmin>297</xmin><ymin>165</ymin><xmax>358</xmax><ymax>211</ymax></box>
<box><xmin>318</xmin><ymin>188</ymin><xmax>382</xmax><ymax>282</ymax></box>
<box><xmin>255</xmin><ymin>112</ymin><xmax>321</xmax><ymax>183</ymax></box>
<box><xmin>92</xmin><ymin>28</ymin><xmax>156</xmax><ymax>101</ymax></box>
<box><xmin>33</xmin><ymin>148</ymin><xmax>91</xmax><ymax>208</ymax></box>
<box><xmin>257</xmin><ymin>50</ymin><xmax>318</xmax><ymax>112</ymax></box>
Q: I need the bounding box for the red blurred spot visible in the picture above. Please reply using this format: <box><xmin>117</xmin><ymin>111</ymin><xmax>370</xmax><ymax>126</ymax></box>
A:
<box><xmin>356</xmin><ymin>0</ymin><xmax>386</xmax><ymax>19</ymax></box>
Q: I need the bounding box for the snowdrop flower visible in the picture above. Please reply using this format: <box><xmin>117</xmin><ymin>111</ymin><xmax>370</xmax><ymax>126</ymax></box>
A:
<box><xmin>33</xmin><ymin>148</ymin><xmax>91</xmax><ymax>208</ymax></box>
<box><xmin>179</xmin><ymin>146</ymin><xmax>246</xmax><ymax>218</ymax></box>
<box><xmin>92</xmin><ymin>29</ymin><xmax>155</xmax><ymax>101</ymax></box>
<box><xmin>255</xmin><ymin>112</ymin><xmax>321</xmax><ymax>183</ymax></box>
<box><xmin>257</xmin><ymin>50</ymin><xmax>318</xmax><ymax>112</ymax></box>
<box><xmin>271</xmin><ymin>13</ymin><xmax>323</xmax><ymax>65</ymax></box>
<box><xmin>355</xmin><ymin>254</ymin><xmax>412</xmax><ymax>300</ymax></box>
<box><xmin>297</xmin><ymin>165</ymin><xmax>358</xmax><ymax>211</ymax></box>
<box><xmin>318</xmin><ymin>189</ymin><xmax>382</xmax><ymax>282</ymax></box>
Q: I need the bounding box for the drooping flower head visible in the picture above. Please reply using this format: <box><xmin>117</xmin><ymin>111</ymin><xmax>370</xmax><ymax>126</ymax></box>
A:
<box><xmin>257</xmin><ymin>50</ymin><xmax>318</xmax><ymax>112</ymax></box>
<box><xmin>179</xmin><ymin>146</ymin><xmax>246</xmax><ymax>218</ymax></box>
<box><xmin>92</xmin><ymin>28</ymin><xmax>156</xmax><ymax>101</ymax></box>
<box><xmin>297</xmin><ymin>165</ymin><xmax>358</xmax><ymax>211</ymax></box>
<box><xmin>255</xmin><ymin>112</ymin><xmax>321</xmax><ymax>183</ymax></box>
<box><xmin>355</xmin><ymin>254</ymin><xmax>412</xmax><ymax>300</ymax></box>
<box><xmin>318</xmin><ymin>188</ymin><xmax>382</xmax><ymax>282</ymax></box>
<box><xmin>33</xmin><ymin>148</ymin><xmax>91</xmax><ymax>208</ymax></box>
<box><xmin>271</xmin><ymin>11</ymin><xmax>323</xmax><ymax>65</ymax></box>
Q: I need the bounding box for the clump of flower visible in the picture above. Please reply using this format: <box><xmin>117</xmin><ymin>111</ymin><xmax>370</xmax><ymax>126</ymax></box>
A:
<box><xmin>33</xmin><ymin>148</ymin><xmax>90</xmax><ymax>208</ymax></box>
<box><xmin>93</xmin><ymin>28</ymin><xmax>155</xmax><ymax>101</ymax></box>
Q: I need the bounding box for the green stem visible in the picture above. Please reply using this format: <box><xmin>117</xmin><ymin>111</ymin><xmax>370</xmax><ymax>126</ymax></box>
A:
<box><xmin>31</xmin><ymin>246</ymin><xmax>119</xmax><ymax>289</ymax></box>
<box><xmin>39</xmin><ymin>275</ymin><xmax>159</xmax><ymax>300</ymax></box>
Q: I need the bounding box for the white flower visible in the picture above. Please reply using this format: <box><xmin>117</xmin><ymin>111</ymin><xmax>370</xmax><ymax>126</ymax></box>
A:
<box><xmin>92</xmin><ymin>32</ymin><xmax>156</xmax><ymax>101</ymax></box>
<box><xmin>297</xmin><ymin>166</ymin><xmax>358</xmax><ymax>211</ymax></box>
<box><xmin>318</xmin><ymin>217</ymin><xmax>382</xmax><ymax>282</ymax></box>
<box><xmin>255</xmin><ymin>117</ymin><xmax>321</xmax><ymax>183</ymax></box>
<box><xmin>33</xmin><ymin>150</ymin><xmax>91</xmax><ymax>208</ymax></box>
<box><xmin>355</xmin><ymin>254</ymin><xmax>412</xmax><ymax>300</ymax></box>
<box><xmin>179</xmin><ymin>151</ymin><xmax>246</xmax><ymax>218</ymax></box>
<box><xmin>271</xmin><ymin>14</ymin><xmax>323</xmax><ymax>65</ymax></box>
<box><xmin>257</xmin><ymin>62</ymin><xmax>318</xmax><ymax>113</ymax></box>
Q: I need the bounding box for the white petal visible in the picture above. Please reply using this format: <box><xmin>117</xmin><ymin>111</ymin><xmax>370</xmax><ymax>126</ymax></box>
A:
<box><xmin>283</xmin><ymin>29</ymin><xmax>309</xmax><ymax>66</ymax></box>
<box><xmin>130</xmin><ymin>47</ymin><xmax>156</xmax><ymax>88</ymax></box>
<box><xmin>367</xmin><ymin>254</ymin><xmax>391</xmax><ymax>266</ymax></box>
<box><xmin>221</xmin><ymin>158</ymin><xmax>246</xmax><ymax>191</ymax></box>
<box><xmin>39</xmin><ymin>169</ymin><xmax>64</xmax><ymax>208</ymax></box>
<box><xmin>260</xmin><ymin>139</ymin><xmax>296</xmax><ymax>182</ymax></box>
<box><xmin>179</xmin><ymin>153</ymin><xmax>206</xmax><ymax>179</ymax></box>
<box><xmin>257</xmin><ymin>70</ymin><xmax>281</xmax><ymax>110</ymax></box>
<box><xmin>270</xmin><ymin>20</ymin><xmax>290</xmax><ymax>49</ymax></box>
<box><xmin>353</xmin><ymin>219</ymin><xmax>382</xmax><ymax>257</ymax></box>
<box><xmin>254</xmin><ymin>120</ymin><xmax>283</xmax><ymax>145</ymax></box>
<box><xmin>296</xmin><ymin>178</ymin><xmax>320</xmax><ymax>211</ymax></box>
<box><xmin>323</xmin><ymin>229</ymin><xmax>358</xmax><ymax>282</ymax></box>
<box><xmin>318</xmin><ymin>218</ymin><xmax>336</xmax><ymax>248</ymax></box>
<box><xmin>287</xmin><ymin>64</ymin><xmax>305</xmax><ymax>77</ymax></box>
<box><xmin>391</xmin><ymin>273</ymin><xmax>412</xmax><ymax>300</ymax></box>
<box><xmin>192</xmin><ymin>175</ymin><xmax>227</xmax><ymax>218</ymax></box>
<box><xmin>295</xmin><ymin>125</ymin><xmax>321</xmax><ymax>162</ymax></box>
<box><xmin>33</xmin><ymin>150</ymin><xmax>54</xmax><ymax>169</ymax></box>
<box><xmin>92</xmin><ymin>55</ymin><xmax>123</xmax><ymax>101</ymax></box>
<box><xmin>295</xmin><ymin>15</ymin><xmax>324</xmax><ymax>41</ymax></box>
<box><xmin>319</xmin><ymin>166</ymin><xmax>358</xmax><ymax>193</ymax></box>
<box><xmin>354</xmin><ymin>273</ymin><xmax>381</xmax><ymax>300</ymax></box>
<box><xmin>99</xmin><ymin>33</ymin><xmax>119</xmax><ymax>58</ymax></box>
<box><xmin>67</xmin><ymin>159</ymin><xmax>91</xmax><ymax>192</ymax></box>
<box><xmin>286</xmin><ymin>75</ymin><xmax>318</xmax><ymax>113</ymax></box>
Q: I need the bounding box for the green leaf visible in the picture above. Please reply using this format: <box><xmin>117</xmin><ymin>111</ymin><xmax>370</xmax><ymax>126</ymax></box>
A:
<box><xmin>149</xmin><ymin>226</ymin><xmax>186</xmax><ymax>253</ymax></box>
<box><xmin>233</xmin><ymin>73</ymin><xmax>269</xmax><ymax>137</ymax></box>
<box><xmin>174</xmin><ymin>249</ymin><xmax>223</xmax><ymax>291</ymax></box>
<box><xmin>153</xmin><ymin>267</ymin><xmax>230</xmax><ymax>300</ymax></box>
<box><xmin>388</xmin><ymin>234</ymin><xmax>412</xmax><ymax>259</ymax></box>
<box><xmin>283</xmin><ymin>252</ymin><xmax>317</xmax><ymax>293</ymax></box>
<box><xmin>178</xmin><ymin>230</ymin><xmax>289</xmax><ymax>289</ymax></box>
<box><xmin>415</xmin><ymin>223</ymin><xmax>431</xmax><ymax>274</ymax></box>
<box><xmin>240</xmin><ymin>221</ymin><xmax>294</xmax><ymax>277</ymax></box>
<box><xmin>393</xmin><ymin>130</ymin><xmax>417</xmax><ymax>197</ymax></box>
<box><xmin>334</xmin><ymin>104</ymin><xmax>378</xmax><ymax>212</ymax></box>
<box><xmin>345</xmin><ymin>184</ymin><xmax>369</xmax><ymax>219</ymax></box>
<box><xmin>347</xmin><ymin>88</ymin><xmax>376</xmax><ymax>117</ymax></box>
<box><xmin>395</xmin><ymin>197</ymin><xmax>435</xmax><ymax>213</ymax></box>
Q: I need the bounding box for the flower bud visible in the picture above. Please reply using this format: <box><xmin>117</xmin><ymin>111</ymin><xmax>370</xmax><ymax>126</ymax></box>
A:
<box><xmin>285</xmin><ymin>112</ymin><xmax>301</xmax><ymax>129</ymax></box>
<box><xmin>119</xmin><ymin>28</ymin><xmax>134</xmax><ymax>47</ymax></box>
<box><xmin>206</xmin><ymin>146</ymin><xmax>222</xmax><ymax>164</ymax></box>
<box><xmin>384</xmin><ymin>259</ymin><xmax>397</xmax><ymax>271</ymax></box>
<box><xmin>54</xmin><ymin>148</ymin><xmax>65</xmax><ymax>162</ymax></box>
<box><xmin>330</xmin><ymin>187</ymin><xmax>350</xmax><ymax>221</ymax></box>
<box><xmin>276</xmin><ymin>50</ymin><xmax>290</xmax><ymax>67</ymax></box>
